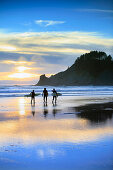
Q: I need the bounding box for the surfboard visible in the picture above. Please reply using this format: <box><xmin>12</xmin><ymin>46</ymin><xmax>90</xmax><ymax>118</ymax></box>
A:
<box><xmin>24</xmin><ymin>93</ymin><xmax>41</xmax><ymax>97</ymax></box>
<box><xmin>51</xmin><ymin>93</ymin><xmax>62</xmax><ymax>96</ymax></box>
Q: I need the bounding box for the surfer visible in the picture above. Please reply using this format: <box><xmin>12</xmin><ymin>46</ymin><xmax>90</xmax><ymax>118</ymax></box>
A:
<box><xmin>30</xmin><ymin>90</ymin><xmax>35</xmax><ymax>105</ymax></box>
<box><xmin>52</xmin><ymin>88</ymin><xmax>57</xmax><ymax>103</ymax></box>
<box><xmin>42</xmin><ymin>88</ymin><xmax>48</xmax><ymax>103</ymax></box>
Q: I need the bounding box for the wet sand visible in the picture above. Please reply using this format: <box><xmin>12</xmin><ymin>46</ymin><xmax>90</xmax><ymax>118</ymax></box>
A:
<box><xmin>0</xmin><ymin>96</ymin><xmax>113</xmax><ymax>170</ymax></box>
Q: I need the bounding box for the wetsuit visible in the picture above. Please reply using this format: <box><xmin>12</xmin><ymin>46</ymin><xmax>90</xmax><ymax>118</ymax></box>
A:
<box><xmin>52</xmin><ymin>90</ymin><xmax>57</xmax><ymax>103</ymax></box>
<box><xmin>31</xmin><ymin>91</ymin><xmax>35</xmax><ymax>98</ymax></box>
<box><xmin>31</xmin><ymin>91</ymin><xmax>35</xmax><ymax>104</ymax></box>
<box><xmin>43</xmin><ymin>89</ymin><xmax>48</xmax><ymax>102</ymax></box>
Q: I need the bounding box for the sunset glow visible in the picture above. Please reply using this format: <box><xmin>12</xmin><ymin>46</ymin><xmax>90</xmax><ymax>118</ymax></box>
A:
<box><xmin>0</xmin><ymin>0</ymin><xmax>112</xmax><ymax>86</ymax></box>
<box><xmin>8</xmin><ymin>73</ymin><xmax>36</xmax><ymax>79</ymax></box>
<box><xmin>0</xmin><ymin>45</ymin><xmax>16</xmax><ymax>51</ymax></box>
<box><xmin>1</xmin><ymin>60</ymin><xmax>35</xmax><ymax>65</ymax></box>
<box><xmin>17</xmin><ymin>66</ymin><xmax>31</xmax><ymax>72</ymax></box>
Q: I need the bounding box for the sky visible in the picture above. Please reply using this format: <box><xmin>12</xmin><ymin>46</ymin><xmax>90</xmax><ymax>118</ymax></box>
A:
<box><xmin>0</xmin><ymin>0</ymin><xmax>113</xmax><ymax>85</ymax></box>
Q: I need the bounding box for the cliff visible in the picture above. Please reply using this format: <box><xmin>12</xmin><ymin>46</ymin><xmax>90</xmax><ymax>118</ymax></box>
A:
<box><xmin>36</xmin><ymin>51</ymin><xmax>113</xmax><ymax>86</ymax></box>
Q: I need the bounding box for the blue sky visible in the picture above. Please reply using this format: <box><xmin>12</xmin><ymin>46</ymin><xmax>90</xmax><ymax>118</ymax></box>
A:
<box><xmin>0</xmin><ymin>0</ymin><xmax>113</xmax><ymax>84</ymax></box>
<box><xmin>0</xmin><ymin>0</ymin><xmax>113</xmax><ymax>35</ymax></box>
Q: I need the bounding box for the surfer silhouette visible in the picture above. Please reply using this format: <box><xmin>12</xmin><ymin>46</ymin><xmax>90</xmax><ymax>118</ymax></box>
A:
<box><xmin>42</xmin><ymin>88</ymin><xmax>48</xmax><ymax>103</ymax></box>
<box><xmin>52</xmin><ymin>89</ymin><xmax>57</xmax><ymax>104</ymax></box>
<box><xmin>30</xmin><ymin>90</ymin><xmax>35</xmax><ymax>105</ymax></box>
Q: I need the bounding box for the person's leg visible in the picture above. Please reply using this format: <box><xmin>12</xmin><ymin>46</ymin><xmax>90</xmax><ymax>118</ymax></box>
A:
<box><xmin>33</xmin><ymin>97</ymin><xmax>35</xmax><ymax>104</ymax></box>
<box><xmin>44</xmin><ymin>95</ymin><xmax>45</xmax><ymax>102</ymax></box>
<box><xmin>55</xmin><ymin>96</ymin><xmax>57</xmax><ymax>103</ymax></box>
<box><xmin>52</xmin><ymin>96</ymin><xmax>54</xmax><ymax>103</ymax></box>
<box><xmin>31</xmin><ymin>98</ymin><xmax>32</xmax><ymax>104</ymax></box>
<box><xmin>54</xmin><ymin>96</ymin><xmax>55</xmax><ymax>103</ymax></box>
<box><xmin>46</xmin><ymin>96</ymin><xmax>47</xmax><ymax>103</ymax></box>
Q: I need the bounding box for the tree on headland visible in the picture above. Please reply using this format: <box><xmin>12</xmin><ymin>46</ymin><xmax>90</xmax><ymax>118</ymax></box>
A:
<box><xmin>74</xmin><ymin>51</ymin><xmax>113</xmax><ymax>78</ymax></box>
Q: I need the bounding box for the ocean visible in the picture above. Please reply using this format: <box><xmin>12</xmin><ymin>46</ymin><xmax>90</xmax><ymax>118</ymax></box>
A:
<box><xmin>0</xmin><ymin>85</ymin><xmax>113</xmax><ymax>98</ymax></box>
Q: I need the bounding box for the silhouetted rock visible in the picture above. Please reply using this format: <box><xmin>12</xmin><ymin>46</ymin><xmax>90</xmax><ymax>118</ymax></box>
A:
<box><xmin>38</xmin><ymin>74</ymin><xmax>49</xmax><ymax>86</ymax></box>
<box><xmin>36</xmin><ymin>51</ymin><xmax>113</xmax><ymax>86</ymax></box>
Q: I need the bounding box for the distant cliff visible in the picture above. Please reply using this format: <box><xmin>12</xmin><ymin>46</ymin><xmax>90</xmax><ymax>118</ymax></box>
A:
<box><xmin>36</xmin><ymin>51</ymin><xmax>113</xmax><ymax>86</ymax></box>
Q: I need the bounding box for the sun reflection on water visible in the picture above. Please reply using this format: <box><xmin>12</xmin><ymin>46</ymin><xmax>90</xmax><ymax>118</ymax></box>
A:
<box><xmin>18</xmin><ymin>98</ymin><xmax>25</xmax><ymax>115</ymax></box>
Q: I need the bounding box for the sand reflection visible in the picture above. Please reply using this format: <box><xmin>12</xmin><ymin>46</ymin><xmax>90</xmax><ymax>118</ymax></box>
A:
<box><xmin>18</xmin><ymin>98</ymin><xmax>25</xmax><ymax>115</ymax></box>
<box><xmin>0</xmin><ymin>97</ymin><xmax>113</xmax><ymax>147</ymax></box>
<box><xmin>0</xmin><ymin>117</ymin><xmax>113</xmax><ymax>147</ymax></box>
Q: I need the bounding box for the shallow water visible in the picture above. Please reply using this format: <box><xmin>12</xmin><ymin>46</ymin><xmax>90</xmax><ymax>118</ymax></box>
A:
<box><xmin>0</xmin><ymin>89</ymin><xmax>113</xmax><ymax>170</ymax></box>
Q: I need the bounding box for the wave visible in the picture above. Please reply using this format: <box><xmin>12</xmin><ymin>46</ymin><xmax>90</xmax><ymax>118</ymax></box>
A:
<box><xmin>0</xmin><ymin>85</ymin><xmax>113</xmax><ymax>97</ymax></box>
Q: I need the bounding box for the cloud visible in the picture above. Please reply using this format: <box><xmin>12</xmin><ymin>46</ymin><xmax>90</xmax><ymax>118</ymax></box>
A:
<box><xmin>0</xmin><ymin>30</ymin><xmax>113</xmax><ymax>84</ymax></box>
<box><xmin>0</xmin><ymin>31</ymin><xmax>113</xmax><ymax>56</ymax></box>
<box><xmin>0</xmin><ymin>45</ymin><xmax>16</xmax><ymax>51</ymax></box>
<box><xmin>0</xmin><ymin>31</ymin><xmax>113</xmax><ymax>67</ymax></box>
<box><xmin>0</xmin><ymin>60</ymin><xmax>35</xmax><ymax>65</ymax></box>
<box><xmin>35</xmin><ymin>20</ymin><xmax>65</xmax><ymax>27</ymax></box>
<box><xmin>75</xmin><ymin>9</ymin><xmax>113</xmax><ymax>15</ymax></box>
<box><xmin>76</xmin><ymin>9</ymin><xmax>113</xmax><ymax>14</ymax></box>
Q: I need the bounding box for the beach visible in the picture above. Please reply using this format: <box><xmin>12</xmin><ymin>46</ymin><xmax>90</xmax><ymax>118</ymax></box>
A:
<box><xmin>1</xmin><ymin>0</ymin><xmax>113</xmax><ymax>169</ymax></box>
<box><xmin>0</xmin><ymin>86</ymin><xmax>113</xmax><ymax>170</ymax></box>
